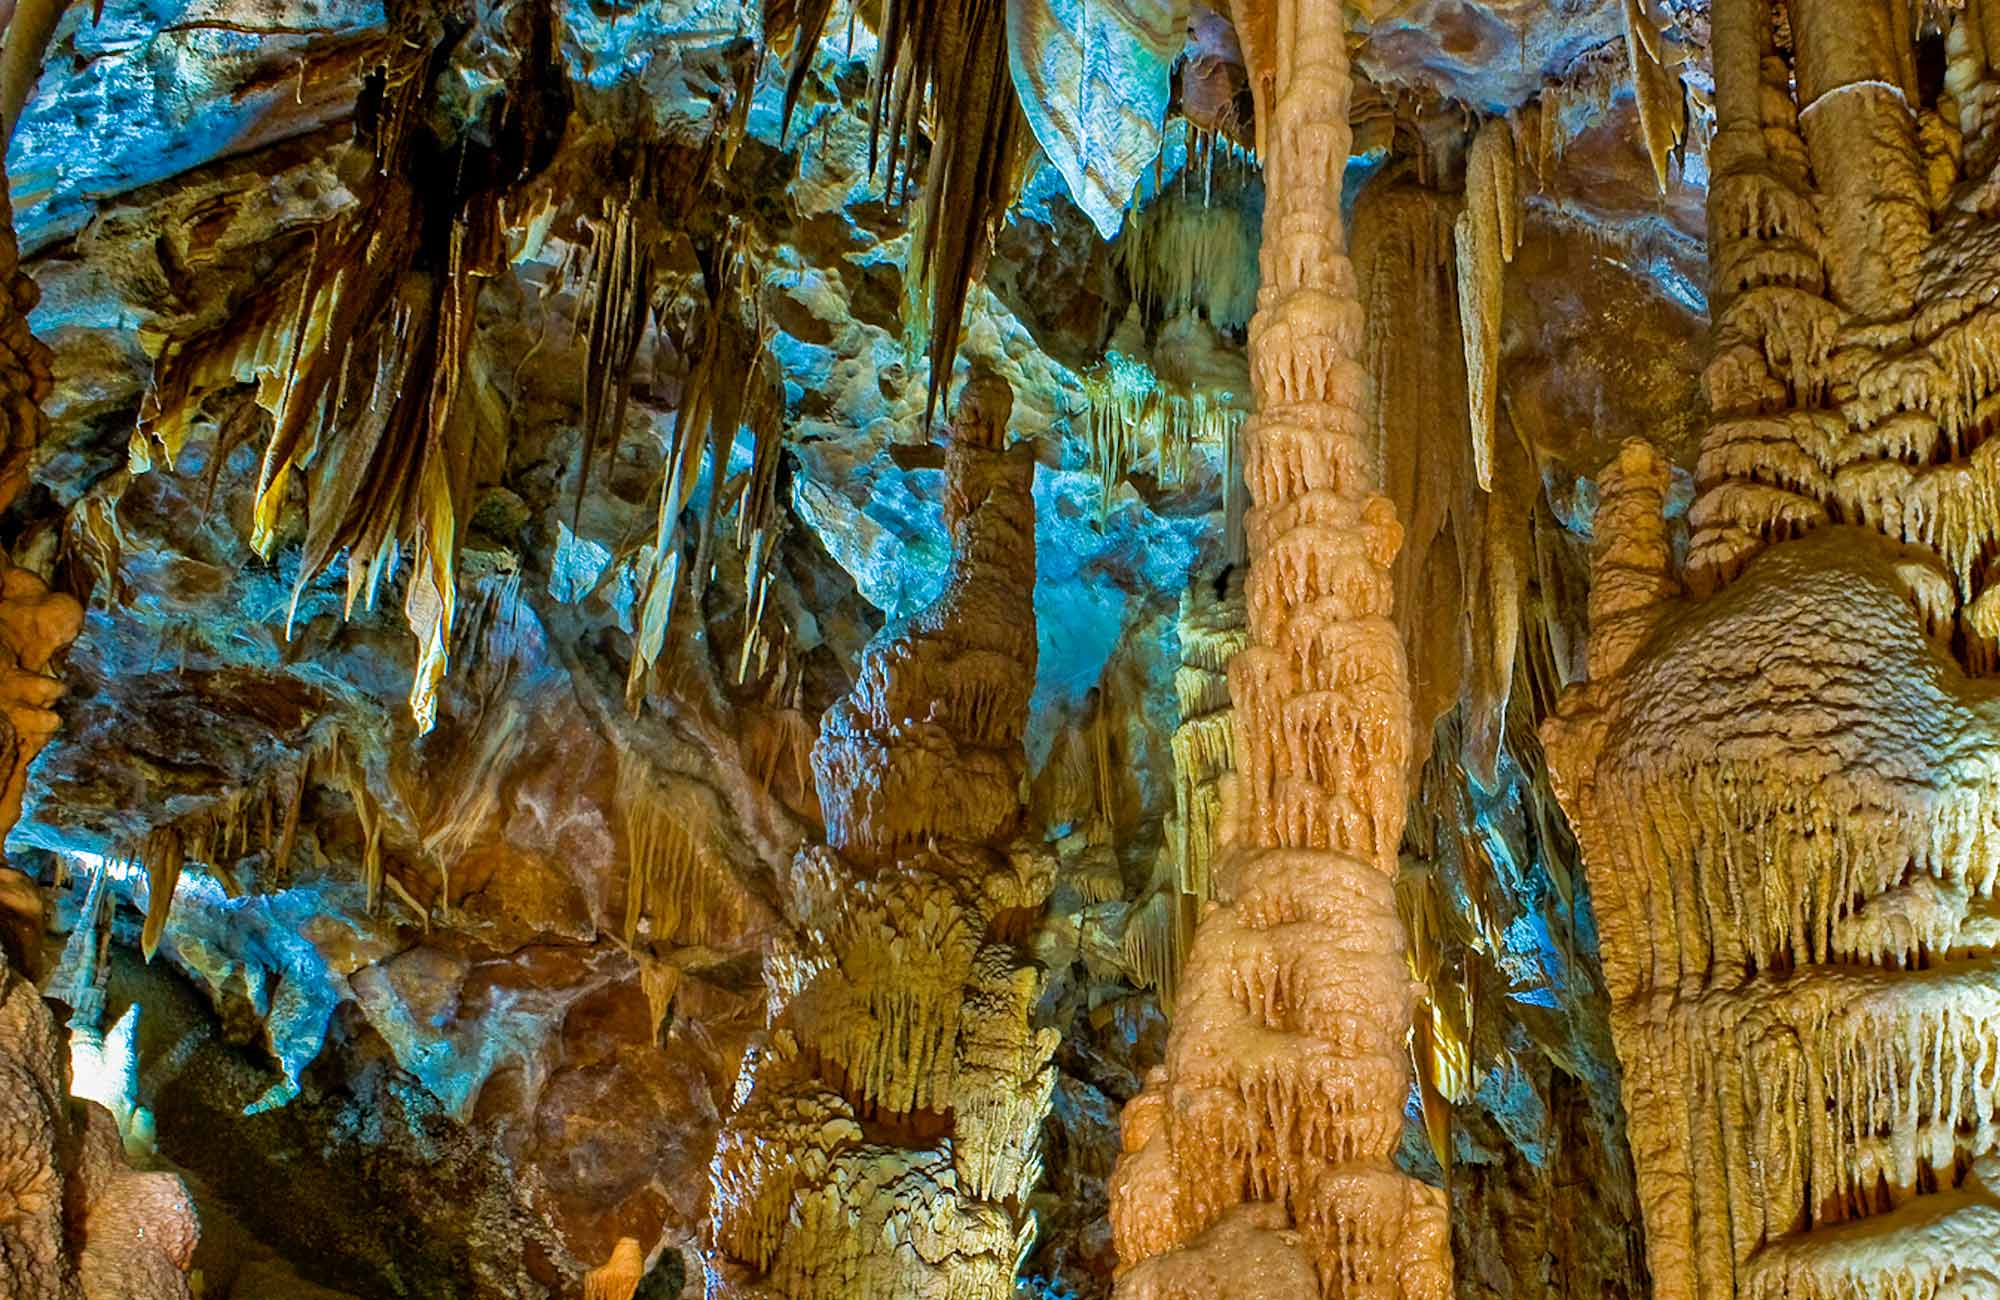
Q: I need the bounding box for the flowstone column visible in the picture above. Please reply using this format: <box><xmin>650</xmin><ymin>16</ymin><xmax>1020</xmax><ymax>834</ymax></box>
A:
<box><xmin>1547</xmin><ymin>0</ymin><xmax>2000</xmax><ymax>1296</ymax></box>
<box><xmin>705</xmin><ymin>375</ymin><xmax>1057</xmax><ymax>1299</ymax></box>
<box><xmin>1104</xmin><ymin>2</ymin><xmax>1451</xmax><ymax>1296</ymax></box>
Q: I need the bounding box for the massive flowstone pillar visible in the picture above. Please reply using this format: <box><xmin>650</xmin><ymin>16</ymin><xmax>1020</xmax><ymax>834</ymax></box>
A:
<box><xmin>1547</xmin><ymin>0</ymin><xmax>2000</xmax><ymax>1296</ymax></box>
<box><xmin>704</xmin><ymin>374</ymin><xmax>1057</xmax><ymax>1299</ymax></box>
<box><xmin>1104</xmin><ymin>2</ymin><xmax>1451</xmax><ymax>1296</ymax></box>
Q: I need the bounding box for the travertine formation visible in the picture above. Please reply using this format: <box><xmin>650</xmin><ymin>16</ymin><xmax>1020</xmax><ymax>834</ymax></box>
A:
<box><xmin>1106</xmin><ymin>2</ymin><xmax>1451</xmax><ymax>1295</ymax></box>
<box><xmin>705</xmin><ymin>374</ymin><xmax>1057</xmax><ymax>1299</ymax></box>
<box><xmin>1</xmin><ymin>943</ymin><xmax>202</xmax><ymax>1300</ymax></box>
<box><xmin>1547</xmin><ymin>1</ymin><xmax>2000</xmax><ymax>1296</ymax></box>
<box><xmin>0</xmin><ymin>155</ymin><xmax>79</xmax><ymax>877</ymax></box>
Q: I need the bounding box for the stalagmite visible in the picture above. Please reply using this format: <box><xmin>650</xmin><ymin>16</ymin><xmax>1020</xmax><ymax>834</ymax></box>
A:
<box><xmin>1106</xmin><ymin>1</ymin><xmax>1451</xmax><ymax>1294</ymax></box>
<box><xmin>1547</xmin><ymin>1</ymin><xmax>2000</xmax><ymax>1295</ymax></box>
<box><xmin>583</xmin><ymin>1238</ymin><xmax>646</xmax><ymax>1300</ymax></box>
<box><xmin>705</xmin><ymin>374</ymin><xmax>1056</xmax><ymax>1299</ymax></box>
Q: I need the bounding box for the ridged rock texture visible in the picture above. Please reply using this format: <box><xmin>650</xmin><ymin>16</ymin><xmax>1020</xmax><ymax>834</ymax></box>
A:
<box><xmin>705</xmin><ymin>373</ymin><xmax>1058</xmax><ymax>1299</ymax></box>
<box><xmin>1547</xmin><ymin>0</ymin><xmax>2000</xmax><ymax>1296</ymax></box>
<box><xmin>1106</xmin><ymin>2</ymin><xmax>1451</xmax><ymax>1296</ymax></box>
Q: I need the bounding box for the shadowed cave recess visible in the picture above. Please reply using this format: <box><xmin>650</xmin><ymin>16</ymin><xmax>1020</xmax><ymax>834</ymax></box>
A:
<box><xmin>8</xmin><ymin>0</ymin><xmax>1996</xmax><ymax>1295</ymax></box>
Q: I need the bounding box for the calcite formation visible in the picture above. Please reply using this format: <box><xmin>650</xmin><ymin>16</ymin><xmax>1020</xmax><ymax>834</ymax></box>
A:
<box><xmin>705</xmin><ymin>374</ymin><xmax>1058</xmax><ymax>1299</ymax></box>
<box><xmin>1106</xmin><ymin>1</ymin><xmax>1450</xmax><ymax>1296</ymax></box>
<box><xmin>0</xmin><ymin>945</ymin><xmax>201</xmax><ymax>1300</ymax></box>
<box><xmin>1123</xmin><ymin>570</ymin><xmax>1247</xmax><ymax>1004</ymax></box>
<box><xmin>0</xmin><ymin>156</ymin><xmax>79</xmax><ymax>882</ymax></box>
<box><xmin>1547</xmin><ymin>0</ymin><xmax>2000</xmax><ymax>1296</ymax></box>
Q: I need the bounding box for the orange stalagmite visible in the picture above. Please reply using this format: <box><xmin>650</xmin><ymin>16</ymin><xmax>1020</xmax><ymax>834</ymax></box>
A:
<box><xmin>1106</xmin><ymin>1</ymin><xmax>1451</xmax><ymax>1296</ymax></box>
<box><xmin>583</xmin><ymin>1238</ymin><xmax>645</xmax><ymax>1300</ymax></box>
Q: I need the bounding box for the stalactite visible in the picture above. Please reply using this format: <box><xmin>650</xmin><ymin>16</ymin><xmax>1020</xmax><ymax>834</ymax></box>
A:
<box><xmin>313</xmin><ymin>726</ymin><xmax>387</xmax><ymax>913</ymax></box>
<box><xmin>706</xmin><ymin>375</ymin><xmax>1052</xmax><ymax>1299</ymax></box>
<box><xmin>638</xmin><ymin>955</ymin><xmax>680</xmax><ymax>1043</ymax></box>
<box><xmin>1107</xmin><ymin>2</ymin><xmax>1451</xmax><ymax>1294</ymax></box>
<box><xmin>1120</xmin><ymin>886</ymin><xmax>1196</xmax><ymax>1007</ymax></box>
<box><xmin>1080</xmin><ymin>347</ymin><xmax>1248</xmax><ymax>516</ymax></box>
<box><xmin>1168</xmin><ymin>570</ymin><xmax>1246</xmax><ymax>906</ymax></box>
<box><xmin>626</xmin><ymin>230</ymin><xmax>742</xmax><ymax>713</ymax></box>
<box><xmin>769</xmin><ymin>0</ymin><xmax>1031</xmax><ymax>425</ymax></box>
<box><xmin>735</xmin><ymin>333</ymin><xmax>787</xmax><ymax>686</ymax></box>
<box><xmin>614</xmin><ymin>748</ymin><xmax>739</xmax><ymax>947</ymax></box>
<box><xmin>128</xmin><ymin>24</ymin><xmax>552</xmax><ymax>733</ymax></box>
<box><xmin>745</xmin><ymin>663</ymin><xmax>822</xmax><ymax>823</ymax></box>
<box><xmin>574</xmin><ymin>178</ymin><xmax>657</xmax><ymax>521</ymax></box>
<box><xmin>1454</xmin><ymin>119</ymin><xmax>1519</xmax><ymax>495</ymax></box>
<box><xmin>1118</xmin><ymin>194</ymin><xmax>1263</xmax><ymax>332</ymax></box>
<box><xmin>1353</xmin><ymin>173</ymin><xmax>1492</xmax><ymax>790</ymax></box>
<box><xmin>1621</xmin><ymin>0</ymin><xmax>1687</xmax><ymax>193</ymax></box>
<box><xmin>138</xmin><ymin>828</ymin><xmax>183</xmax><ymax>962</ymax></box>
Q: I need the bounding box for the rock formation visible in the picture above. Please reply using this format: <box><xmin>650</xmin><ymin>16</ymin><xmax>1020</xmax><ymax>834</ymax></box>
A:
<box><xmin>0</xmin><ymin>944</ymin><xmax>200</xmax><ymax>1300</ymax></box>
<box><xmin>0</xmin><ymin>0</ymin><xmax>1789</xmax><ymax>1291</ymax></box>
<box><xmin>705</xmin><ymin>372</ymin><xmax>1057</xmax><ymax>1298</ymax></box>
<box><xmin>0</xmin><ymin>143</ymin><xmax>80</xmax><ymax>952</ymax></box>
<box><xmin>0</xmin><ymin>148</ymin><xmax>192</xmax><ymax>1300</ymax></box>
<box><xmin>1106</xmin><ymin>1</ymin><xmax>1451</xmax><ymax>1295</ymax></box>
<box><xmin>1547</xmin><ymin>0</ymin><xmax>2000</xmax><ymax>1296</ymax></box>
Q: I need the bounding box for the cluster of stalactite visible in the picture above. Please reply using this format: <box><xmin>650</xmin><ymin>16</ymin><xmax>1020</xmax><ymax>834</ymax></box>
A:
<box><xmin>130</xmin><ymin>10</ymin><xmax>567</xmax><ymax>733</ymax></box>
<box><xmin>704</xmin><ymin>374</ymin><xmax>1056</xmax><ymax>1299</ymax></box>
<box><xmin>1105</xmin><ymin>3</ymin><xmax>1450</xmax><ymax>1295</ymax></box>
<box><xmin>1546</xmin><ymin>1</ymin><xmax>2000</xmax><ymax>1296</ymax></box>
<box><xmin>766</xmin><ymin>0</ymin><xmax>1028</xmax><ymax>428</ymax></box>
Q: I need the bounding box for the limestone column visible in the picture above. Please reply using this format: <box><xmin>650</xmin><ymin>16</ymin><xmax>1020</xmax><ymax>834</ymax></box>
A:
<box><xmin>705</xmin><ymin>374</ymin><xmax>1057</xmax><ymax>1299</ymax></box>
<box><xmin>1105</xmin><ymin>1</ymin><xmax>1451</xmax><ymax>1295</ymax></box>
<box><xmin>1548</xmin><ymin>0</ymin><xmax>2000</xmax><ymax>1296</ymax></box>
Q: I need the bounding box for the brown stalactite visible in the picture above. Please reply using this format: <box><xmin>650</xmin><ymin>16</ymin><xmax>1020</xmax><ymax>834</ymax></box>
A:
<box><xmin>1105</xmin><ymin>2</ymin><xmax>1451</xmax><ymax>1296</ymax></box>
<box><xmin>704</xmin><ymin>373</ymin><xmax>1055</xmax><ymax>1299</ymax></box>
<box><xmin>1549</xmin><ymin>0</ymin><xmax>2000</xmax><ymax>1295</ymax></box>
